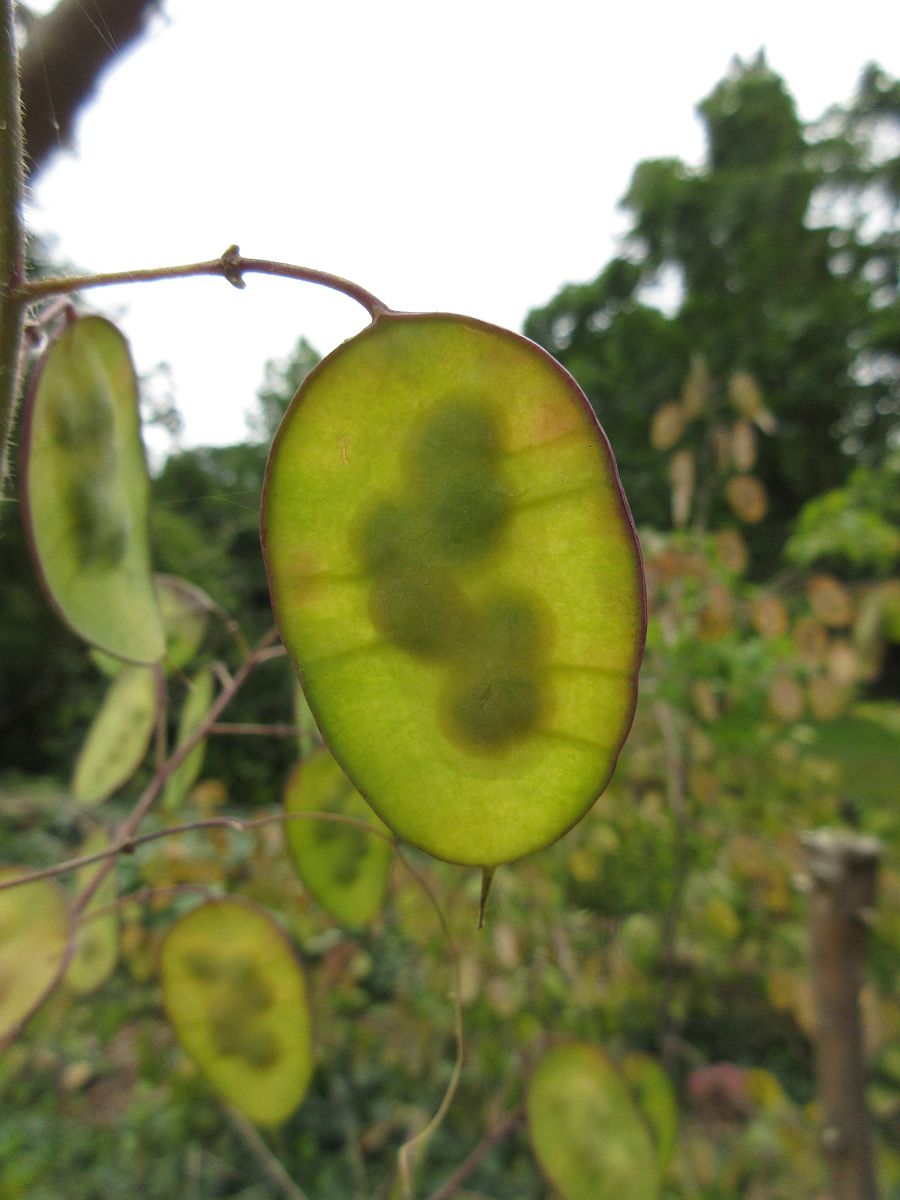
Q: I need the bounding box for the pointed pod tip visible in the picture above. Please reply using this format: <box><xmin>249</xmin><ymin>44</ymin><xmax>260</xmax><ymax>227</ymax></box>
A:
<box><xmin>478</xmin><ymin>867</ymin><xmax>495</xmax><ymax>929</ymax></box>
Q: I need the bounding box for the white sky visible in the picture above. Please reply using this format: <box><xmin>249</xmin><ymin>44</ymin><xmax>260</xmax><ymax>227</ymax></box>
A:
<box><xmin>24</xmin><ymin>0</ymin><xmax>900</xmax><ymax>451</ymax></box>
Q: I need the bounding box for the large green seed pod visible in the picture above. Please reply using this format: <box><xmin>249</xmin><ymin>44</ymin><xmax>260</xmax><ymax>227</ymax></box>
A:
<box><xmin>160</xmin><ymin>898</ymin><xmax>313</xmax><ymax>1126</ymax></box>
<box><xmin>527</xmin><ymin>1042</ymin><xmax>660</xmax><ymax>1200</ymax></box>
<box><xmin>66</xmin><ymin>832</ymin><xmax>118</xmax><ymax>996</ymax></box>
<box><xmin>0</xmin><ymin>869</ymin><xmax>69</xmax><ymax>1038</ymax></box>
<box><xmin>284</xmin><ymin>748</ymin><xmax>391</xmax><ymax>929</ymax></box>
<box><xmin>263</xmin><ymin>313</ymin><xmax>645</xmax><ymax>867</ymax></box>
<box><xmin>621</xmin><ymin>1052</ymin><xmax>678</xmax><ymax>1172</ymax></box>
<box><xmin>21</xmin><ymin>316</ymin><xmax>165</xmax><ymax>664</ymax></box>
<box><xmin>72</xmin><ymin>664</ymin><xmax>157</xmax><ymax>807</ymax></box>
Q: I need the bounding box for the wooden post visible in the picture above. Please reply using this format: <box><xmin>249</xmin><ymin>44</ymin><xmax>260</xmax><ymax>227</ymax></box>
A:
<box><xmin>802</xmin><ymin>830</ymin><xmax>882</xmax><ymax>1200</ymax></box>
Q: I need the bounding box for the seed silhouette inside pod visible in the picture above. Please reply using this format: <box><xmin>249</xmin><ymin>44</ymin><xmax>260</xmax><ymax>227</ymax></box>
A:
<box><xmin>263</xmin><ymin>313</ymin><xmax>645</xmax><ymax>867</ymax></box>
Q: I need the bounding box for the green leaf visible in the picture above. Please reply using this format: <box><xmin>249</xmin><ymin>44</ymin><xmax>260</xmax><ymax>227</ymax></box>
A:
<box><xmin>21</xmin><ymin>316</ymin><xmax>165</xmax><ymax>663</ymax></box>
<box><xmin>621</xmin><ymin>1051</ymin><xmax>678</xmax><ymax>1171</ymax></box>
<box><xmin>92</xmin><ymin>574</ymin><xmax>213</xmax><ymax>677</ymax></box>
<box><xmin>527</xmin><ymin>1042</ymin><xmax>660</xmax><ymax>1200</ymax></box>
<box><xmin>162</xmin><ymin>668</ymin><xmax>215</xmax><ymax>813</ymax></box>
<box><xmin>66</xmin><ymin>832</ymin><xmax>118</xmax><ymax>995</ymax></box>
<box><xmin>283</xmin><ymin>748</ymin><xmax>391</xmax><ymax>929</ymax></box>
<box><xmin>0</xmin><ymin>869</ymin><xmax>69</xmax><ymax>1038</ymax></box>
<box><xmin>263</xmin><ymin>313</ymin><xmax>645</xmax><ymax>866</ymax></box>
<box><xmin>72</xmin><ymin>664</ymin><xmax>157</xmax><ymax>806</ymax></box>
<box><xmin>160</xmin><ymin>897</ymin><xmax>313</xmax><ymax>1125</ymax></box>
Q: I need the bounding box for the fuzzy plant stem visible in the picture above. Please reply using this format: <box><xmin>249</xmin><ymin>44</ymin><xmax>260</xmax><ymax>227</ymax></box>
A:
<box><xmin>0</xmin><ymin>0</ymin><xmax>25</xmax><ymax>499</ymax></box>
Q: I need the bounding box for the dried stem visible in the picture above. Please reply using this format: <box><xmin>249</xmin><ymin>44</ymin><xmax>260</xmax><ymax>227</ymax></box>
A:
<box><xmin>14</xmin><ymin>245</ymin><xmax>391</xmax><ymax>321</ymax></box>
<box><xmin>224</xmin><ymin>1105</ymin><xmax>311</xmax><ymax>1200</ymax></box>
<box><xmin>653</xmin><ymin>698</ymin><xmax>692</xmax><ymax>1070</ymax></box>
<box><xmin>424</xmin><ymin>1106</ymin><xmax>524</xmax><ymax>1200</ymax></box>
<box><xmin>802</xmin><ymin>830</ymin><xmax>882</xmax><ymax>1200</ymax></box>
<box><xmin>394</xmin><ymin>847</ymin><xmax>465</xmax><ymax>1198</ymax></box>
<box><xmin>0</xmin><ymin>809</ymin><xmax>392</xmax><ymax>893</ymax></box>
<box><xmin>209</xmin><ymin>722</ymin><xmax>303</xmax><ymax>738</ymax></box>
<box><xmin>153</xmin><ymin>662</ymin><xmax>168</xmax><ymax>770</ymax></box>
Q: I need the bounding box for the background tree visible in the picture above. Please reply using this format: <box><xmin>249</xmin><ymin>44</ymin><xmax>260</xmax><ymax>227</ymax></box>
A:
<box><xmin>525</xmin><ymin>55</ymin><xmax>899</xmax><ymax>563</ymax></box>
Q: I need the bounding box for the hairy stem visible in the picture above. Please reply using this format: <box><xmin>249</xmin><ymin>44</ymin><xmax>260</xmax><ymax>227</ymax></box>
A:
<box><xmin>0</xmin><ymin>0</ymin><xmax>25</xmax><ymax>498</ymax></box>
<box><xmin>15</xmin><ymin>244</ymin><xmax>391</xmax><ymax>320</ymax></box>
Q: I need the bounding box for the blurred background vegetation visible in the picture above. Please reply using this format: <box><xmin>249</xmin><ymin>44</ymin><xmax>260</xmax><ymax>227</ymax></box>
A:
<box><xmin>1</xmin><ymin>48</ymin><xmax>898</xmax><ymax>1200</ymax></box>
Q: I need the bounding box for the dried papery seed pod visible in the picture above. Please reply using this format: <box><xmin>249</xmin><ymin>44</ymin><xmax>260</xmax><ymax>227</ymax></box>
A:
<box><xmin>827</xmin><ymin>639</ymin><xmax>859</xmax><ymax>685</ymax></box>
<box><xmin>728</xmin><ymin>371</ymin><xmax>776</xmax><ymax>433</ymax></box>
<box><xmin>681</xmin><ymin>353</ymin><xmax>709</xmax><ymax>418</ymax></box>
<box><xmin>807</xmin><ymin>574</ymin><xmax>855</xmax><ymax>628</ymax></box>
<box><xmin>731</xmin><ymin>419</ymin><xmax>757</xmax><ymax>472</ymax></box>
<box><xmin>726</xmin><ymin>475</ymin><xmax>768</xmax><ymax>524</ymax></box>
<box><xmin>669</xmin><ymin>448</ymin><xmax>695</xmax><ymax>528</ymax></box>
<box><xmin>263</xmin><ymin>313</ymin><xmax>645</xmax><ymax>868</ymax></box>
<box><xmin>808</xmin><ymin>676</ymin><xmax>851</xmax><ymax>721</ymax></box>
<box><xmin>793</xmin><ymin>616</ymin><xmax>829</xmax><ymax>666</ymax></box>
<box><xmin>691</xmin><ymin>680</ymin><xmax>720</xmax><ymax>723</ymax></box>
<box><xmin>749</xmin><ymin>594</ymin><xmax>789</xmax><ymax>640</ymax></box>
<box><xmin>650</xmin><ymin>402</ymin><xmax>687</xmax><ymax>451</ymax></box>
<box><xmin>699</xmin><ymin>581</ymin><xmax>734</xmax><ymax>640</ymax></box>
<box><xmin>729</xmin><ymin>371</ymin><xmax>762</xmax><ymax>416</ymax></box>
<box><xmin>714</xmin><ymin>529</ymin><xmax>748</xmax><ymax>575</ymax></box>
<box><xmin>767</xmin><ymin>677</ymin><xmax>805</xmax><ymax>723</ymax></box>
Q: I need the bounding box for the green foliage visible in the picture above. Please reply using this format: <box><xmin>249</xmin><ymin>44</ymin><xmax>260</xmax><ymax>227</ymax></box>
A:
<box><xmin>525</xmin><ymin>56</ymin><xmax>900</xmax><ymax>565</ymax></box>
<box><xmin>785</xmin><ymin>454</ymin><xmax>900</xmax><ymax>576</ymax></box>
